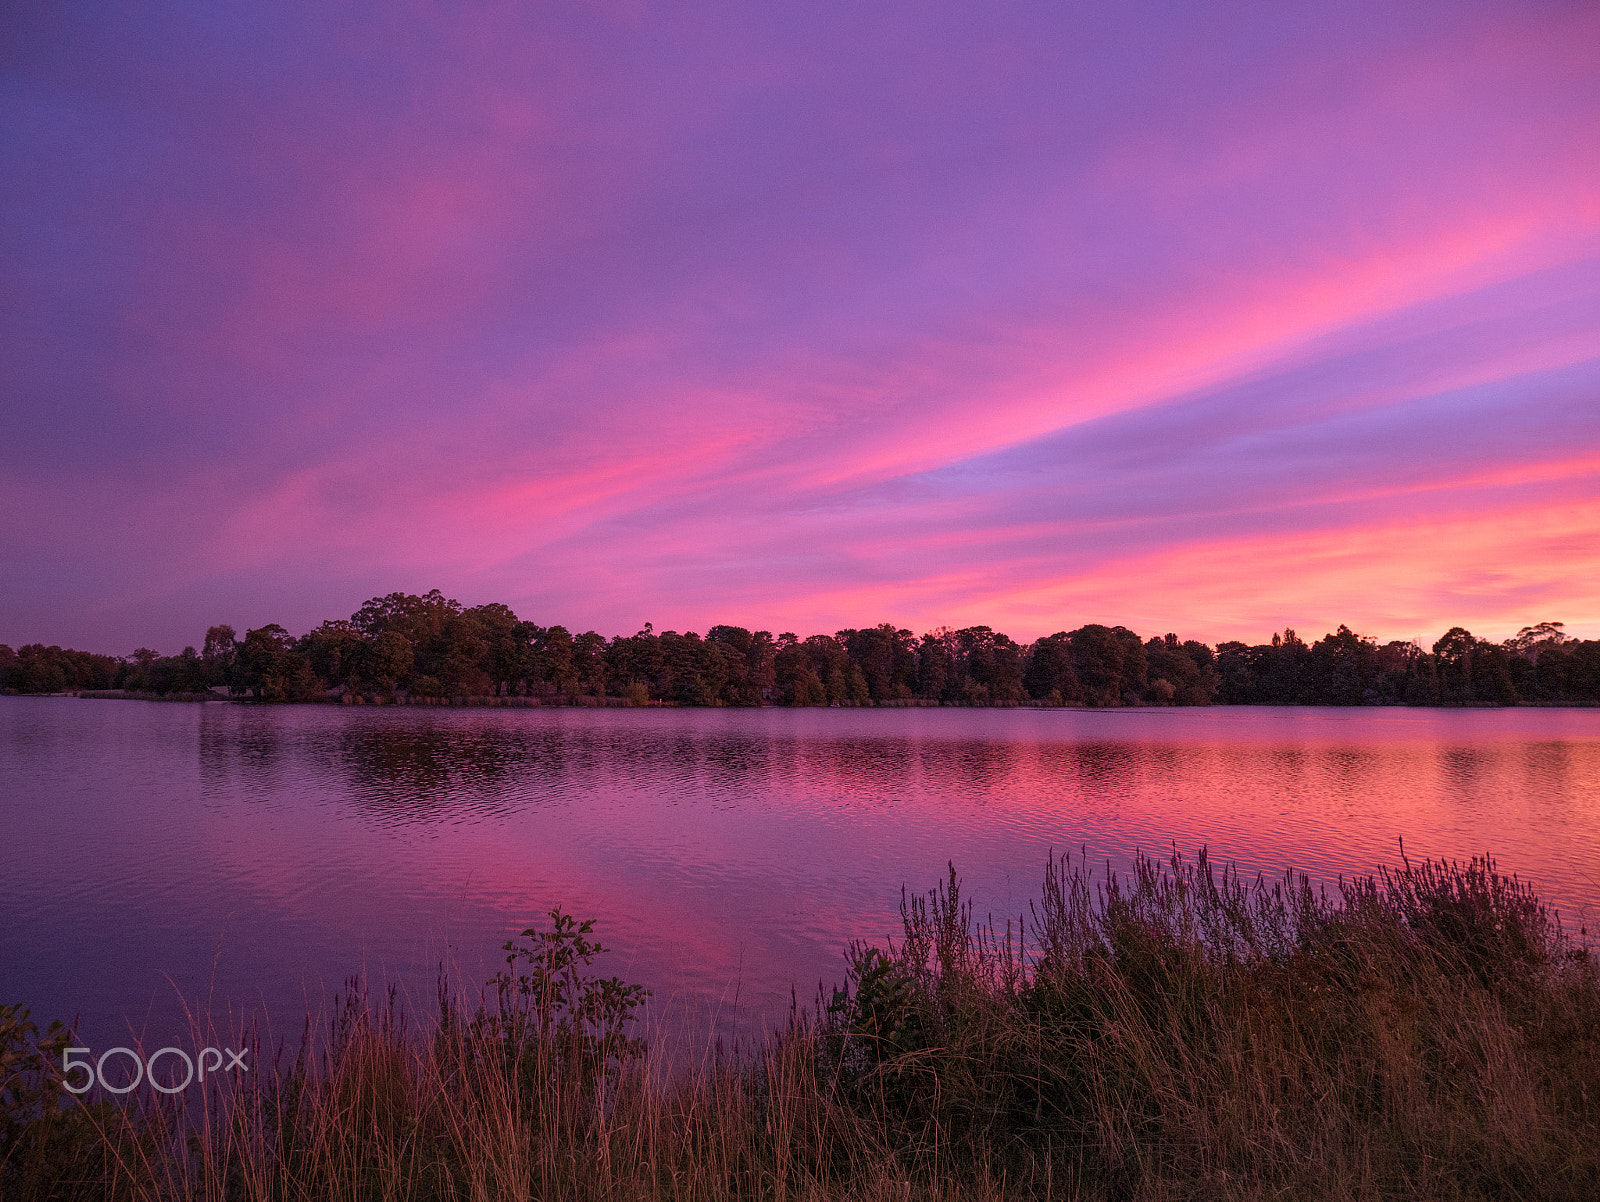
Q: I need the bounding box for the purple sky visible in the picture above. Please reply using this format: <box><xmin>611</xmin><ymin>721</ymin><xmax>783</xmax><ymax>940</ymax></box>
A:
<box><xmin>4</xmin><ymin>0</ymin><xmax>1599</xmax><ymax>654</ymax></box>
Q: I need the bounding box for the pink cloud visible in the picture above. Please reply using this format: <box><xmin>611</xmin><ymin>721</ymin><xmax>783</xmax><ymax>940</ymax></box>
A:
<box><xmin>4</xmin><ymin>0</ymin><xmax>1600</xmax><ymax>651</ymax></box>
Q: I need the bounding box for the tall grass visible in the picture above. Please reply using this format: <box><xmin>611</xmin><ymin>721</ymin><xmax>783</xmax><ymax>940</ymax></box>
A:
<box><xmin>4</xmin><ymin>850</ymin><xmax>1597</xmax><ymax>1199</ymax></box>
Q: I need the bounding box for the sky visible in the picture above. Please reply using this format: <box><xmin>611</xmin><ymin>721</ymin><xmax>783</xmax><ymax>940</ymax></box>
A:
<box><xmin>3</xmin><ymin>0</ymin><xmax>1599</xmax><ymax>654</ymax></box>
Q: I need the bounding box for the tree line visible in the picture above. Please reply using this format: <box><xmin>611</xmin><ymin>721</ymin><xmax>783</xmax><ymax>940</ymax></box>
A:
<box><xmin>2</xmin><ymin>591</ymin><xmax>1596</xmax><ymax>707</ymax></box>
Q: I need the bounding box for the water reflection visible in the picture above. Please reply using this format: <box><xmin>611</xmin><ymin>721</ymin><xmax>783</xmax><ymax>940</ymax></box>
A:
<box><xmin>3</xmin><ymin>701</ymin><xmax>1598</xmax><ymax>1056</ymax></box>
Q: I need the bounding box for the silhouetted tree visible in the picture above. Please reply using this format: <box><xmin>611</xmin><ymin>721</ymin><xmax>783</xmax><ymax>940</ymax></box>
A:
<box><xmin>1144</xmin><ymin>633</ymin><xmax>1216</xmax><ymax>705</ymax></box>
<box><xmin>1024</xmin><ymin>633</ymin><xmax>1080</xmax><ymax>704</ymax></box>
<box><xmin>1069</xmin><ymin>625</ymin><xmax>1146</xmax><ymax>706</ymax></box>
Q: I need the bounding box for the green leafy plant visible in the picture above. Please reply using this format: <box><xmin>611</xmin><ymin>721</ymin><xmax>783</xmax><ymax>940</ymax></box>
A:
<box><xmin>826</xmin><ymin>946</ymin><xmax>927</xmax><ymax>1079</ymax></box>
<box><xmin>487</xmin><ymin>907</ymin><xmax>650</xmax><ymax>1074</ymax></box>
<box><xmin>0</xmin><ymin>1004</ymin><xmax>109</xmax><ymax>1194</ymax></box>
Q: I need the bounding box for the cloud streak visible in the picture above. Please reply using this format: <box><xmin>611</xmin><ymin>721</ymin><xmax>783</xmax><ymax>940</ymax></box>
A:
<box><xmin>2</xmin><ymin>0</ymin><xmax>1598</xmax><ymax>651</ymax></box>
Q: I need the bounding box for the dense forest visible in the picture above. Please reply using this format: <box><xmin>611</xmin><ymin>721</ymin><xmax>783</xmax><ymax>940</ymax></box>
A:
<box><xmin>2</xmin><ymin>591</ymin><xmax>1596</xmax><ymax>707</ymax></box>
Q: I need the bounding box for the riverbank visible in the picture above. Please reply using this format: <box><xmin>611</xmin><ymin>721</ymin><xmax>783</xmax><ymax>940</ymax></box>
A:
<box><xmin>74</xmin><ymin>688</ymin><xmax>229</xmax><ymax>703</ymax></box>
<box><xmin>34</xmin><ymin>689</ymin><xmax>1598</xmax><ymax>709</ymax></box>
<box><xmin>5</xmin><ymin>850</ymin><xmax>1597</xmax><ymax>1200</ymax></box>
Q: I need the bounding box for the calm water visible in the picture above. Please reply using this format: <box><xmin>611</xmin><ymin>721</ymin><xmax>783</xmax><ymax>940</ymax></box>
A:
<box><xmin>3</xmin><ymin>698</ymin><xmax>1598</xmax><ymax>1053</ymax></box>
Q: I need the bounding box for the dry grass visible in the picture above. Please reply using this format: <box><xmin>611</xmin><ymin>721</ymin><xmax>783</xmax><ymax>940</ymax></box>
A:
<box><xmin>4</xmin><ymin>850</ymin><xmax>1597</xmax><ymax>1200</ymax></box>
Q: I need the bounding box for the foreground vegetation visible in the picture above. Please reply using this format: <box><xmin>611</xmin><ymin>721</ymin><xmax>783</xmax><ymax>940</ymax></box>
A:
<box><xmin>5</xmin><ymin>588</ymin><xmax>1598</xmax><ymax>707</ymax></box>
<box><xmin>5</xmin><ymin>850</ymin><xmax>1597</xmax><ymax>1200</ymax></box>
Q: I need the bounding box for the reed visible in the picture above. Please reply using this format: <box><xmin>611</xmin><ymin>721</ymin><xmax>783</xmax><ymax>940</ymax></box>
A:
<box><xmin>4</xmin><ymin>850</ymin><xmax>1596</xmax><ymax>1200</ymax></box>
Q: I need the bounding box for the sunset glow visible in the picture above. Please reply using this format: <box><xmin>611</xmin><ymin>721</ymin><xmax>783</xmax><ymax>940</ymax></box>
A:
<box><xmin>4</xmin><ymin>0</ymin><xmax>1598</xmax><ymax>649</ymax></box>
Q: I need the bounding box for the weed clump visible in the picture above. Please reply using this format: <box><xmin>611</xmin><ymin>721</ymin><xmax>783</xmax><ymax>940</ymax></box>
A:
<box><xmin>821</xmin><ymin>849</ymin><xmax>1600</xmax><ymax>1198</ymax></box>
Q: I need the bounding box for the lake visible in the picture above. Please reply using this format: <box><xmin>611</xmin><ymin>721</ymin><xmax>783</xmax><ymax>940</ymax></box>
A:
<box><xmin>3</xmin><ymin>698</ymin><xmax>1598</xmax><ymax>1055</ymax></box>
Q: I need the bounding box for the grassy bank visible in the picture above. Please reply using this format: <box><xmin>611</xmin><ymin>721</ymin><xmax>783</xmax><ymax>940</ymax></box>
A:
<box><xmin>75</xmin><ymin>690</ymin><xmax>227</xmax><ymax>703</ymax></box>
<box><xmin>4</xmin><ymin>851</ymin><xmax>1597</xmax><ymax>1200</ymax></box>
